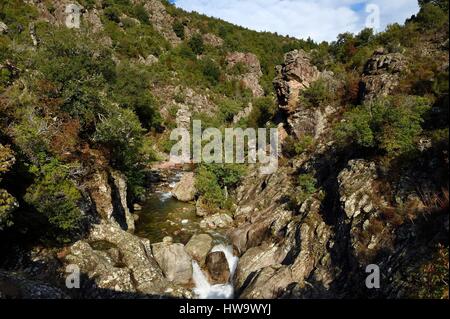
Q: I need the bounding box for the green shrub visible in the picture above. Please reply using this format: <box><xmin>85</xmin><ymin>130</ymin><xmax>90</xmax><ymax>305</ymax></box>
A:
<box><xmin>93</xmin><ymin>106</ymin><xmax>145</xmax><ymax>170</ymax></box>
<box><xmin>201</xmin><ymin>58</ymin><xmax>221</xmax><ymax>86</ymax></box>
<box><xmin>188</xmin><ymin>34</ymin><xmax>205</xmax><ymax>55</ymax></box>
<box><xmin>292</xmin><ymin>173</ymin><xmax>318</xmax><ymax>205</ymax></box>
<box><xmin>247</xmin><ymin>96</ymin><xmax>277</xmax><ymax>128</ymax></box>
<box><xmin>196</xmin><ymin>164</ymin><xmax>245</xmax><ymax>208</ymax></box>
<box><xmin>25</xmin><ymin>160</ymin><xmax>83</xmax><ymax>242</ymax></box>
<box><xmin>104</xmin><ymin>6</ymin><xmax>121</xmax><ymax>23</ymax></box>
<box><xmin>335</xmin><ymin>96</ymin><xmax>432</xmax><ymax>157</ymax></box>
<box><xmin>173</xmin><ymin>21</ymin><xmax>186</xmax><ymax>40</ymax></box>
<box><xmin>113</xmin><ymin>64</ymin><xmax>162</xmax><ymax>129</ymax></box>
<box><xmin>196</xmin><ymin>166</ymin><xmax>225</xmax><ymax>208</ymax></box>
<box><xmin>416</xmin><ymin>3</ymin><xmax>448</xmax><ymax>29</ymax></box>
<box><xmin>133</xmin><ymin>4</ymin><xmax>149</xmax><ymax>24</ymax></box>
<box><xmin>300</xmin><ymin>78</ymin><xmax>334</xmax><ymax>108</ymax></box>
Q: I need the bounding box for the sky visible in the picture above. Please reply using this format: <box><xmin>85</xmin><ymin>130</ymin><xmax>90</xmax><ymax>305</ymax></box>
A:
<box><xmin>170</xmin><ymin>0</ymin><xmax>420</xmax><ymax>42</ymax></box>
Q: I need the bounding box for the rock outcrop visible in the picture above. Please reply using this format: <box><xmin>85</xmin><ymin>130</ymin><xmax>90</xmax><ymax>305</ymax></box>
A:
<box><xmin>140</xmin><ymin>0</ymin><xmax>181</xmax><ymax>45</ymax></box>
<box><xmin>273</xmin><ymin>50</ymin><xmax>337</xmax><ymax>140</ymax></box>
<box><xmin>172</xmin><ymin>172</ymin><xmax>196</xmax><ymax>202</ymax></box>
<box><xmin>273</xmin><ymin>50</ymin><xmax>321</xmax><ymax>112</ymax></box>
<box><xmin>200</xmin><ymin>213</ymin><xmax>234</xmax><ymax>230</ymax></box>
<box><xmin>65</xmin><ymin>222</ymin><xmax>173</xmax><ymax>297</ymax></box>
<box><xmin>226</xmin><ymin>52</ymin><xmax>264</xmax><ymax>97</ymax></box>
<box><xmin>359</xmin><ymin>48</ymin><xmax>407</xmax><ymax>102</ymax></box>
<box><xmin>87</xmin><ymin>170</ymin><xmax>135</xmax><ymax>232</ymax></box>
<box><xmin>0</xmin><ymin>21</ymin><xmax>8</xmax><ymax>34</ymax></box>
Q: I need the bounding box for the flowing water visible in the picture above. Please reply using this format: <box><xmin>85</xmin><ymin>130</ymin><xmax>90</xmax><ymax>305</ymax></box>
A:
<box><xmin>135</xmin><ymin>170</ymin><xmax>239</xmax><ymax>298</ymax></box>
<box><xmin>192</xmin><ymin>244</ymin><xmax>239</xmax><ymax>299</ymax></box>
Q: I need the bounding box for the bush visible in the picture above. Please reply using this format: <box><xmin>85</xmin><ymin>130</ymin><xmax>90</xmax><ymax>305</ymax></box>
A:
<box><xmin>201</xmin><ymin>58</ymin><xmax>221</xmax><ymax>86</ymax></box>
<box><xmin>416</xmin><ymin>3</ymin><xmax>448</xmax><ymax>29</ymax></box>
<box><xmin>188</xmin><ymin>34</ymin><xmax>205</xmax><ymax>55</ymax></box>
<box><xmin>93</xmin><ymin>106</ymin><xmax>145</xmax><ymax>170</ymax></box>
<box><xmin>300</xmin><ymin>78</ymin><xmax>334</xmax><ymax>108</ymax></box>
<box><xmin>113</xmin><ymin>64</ymin><xmax>162</xmax><ymax>130</ymax></box>
<box><xmin>283</xmin><ymin>135</ymin><xmax>314</xmax><ymax>157</ymax></box>
<box><xmin>24</xmin><ymin>160</ymin><xmax>83</xmax><ymax>242</ymax></box>
<box><xmin>133</xmin><ymin>4</ymin><xmax>149</xmax><ymax>24</ymax></box>
<box><xmin>247</xmin><ymin>96</ymin><xmax>277</xmax><ymax>128</ymax></box>
<box><xmin>335</xmin><ymin>96</ymin><xmax>432</xmax><ymax>157</ymax></box>
<box><xmin>104</xmin><ymin>7</ymin><xmax>121</xmax><ymax>23</ymax></box>
<box><xmin>196</xmin><ymin>164</ymin><xmax>245</xmax><ymax>208</ymax></box>
<box><xmin>173</xmin><ymin>21</ymin><xmax>185</xmax><ymax>40</ymax></box>
<box><xmin>196</xmin><ymin>166</ymin><xmax>225</xmax><ymax>208</ymax></box>
<box><xmin>292</xmin><ymin>173</ymin><xmax>318</xmax><ymax>205</ymax></box>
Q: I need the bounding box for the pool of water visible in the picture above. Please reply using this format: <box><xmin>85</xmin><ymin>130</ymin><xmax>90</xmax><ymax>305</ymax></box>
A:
<box><xmin>134</xmin><ymin>171</ymin><xmax>229</xmax><ymax>245</ymax></box>
<box><xmin>135</xmin><ymin>191</ymin><xmax>201</xmax><ymax>244</ymax></box>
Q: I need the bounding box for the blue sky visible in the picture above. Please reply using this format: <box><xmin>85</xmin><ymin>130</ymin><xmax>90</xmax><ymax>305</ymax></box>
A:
<box><xmin>170</xmin><ymin>0</ymin><xmax>420</xmax><ymax>42</ymax></box>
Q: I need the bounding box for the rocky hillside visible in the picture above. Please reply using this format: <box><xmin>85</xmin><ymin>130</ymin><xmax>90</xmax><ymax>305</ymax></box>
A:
<box><xmin>0</xmin><ymin>0</ymin><xmax>448</xmax><ymax>299</ymax></box>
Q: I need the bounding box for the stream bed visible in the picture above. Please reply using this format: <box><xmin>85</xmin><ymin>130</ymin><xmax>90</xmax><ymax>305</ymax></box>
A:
<box><xmin>134</xmin><ymin>169</ymin><xmax>238</xmax><ymax>299</ymax></box>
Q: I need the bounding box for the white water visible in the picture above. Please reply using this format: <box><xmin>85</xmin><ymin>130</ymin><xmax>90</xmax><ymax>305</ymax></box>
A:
<box><xmin>158</xmin><ymin>191</ymin><xmax>173</xmax><ymax>202</ymax></box>
<box><xmin>192</xmin><ymin>244</ymin><xmax>239</xmax><ymax>299</ymax></box>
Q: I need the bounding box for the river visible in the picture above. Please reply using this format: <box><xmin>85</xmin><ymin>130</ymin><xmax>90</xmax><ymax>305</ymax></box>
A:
<box><xmin>134</xmin><ymin>169</ymin><xmax>238</xmax><ymax>299</ymax></box>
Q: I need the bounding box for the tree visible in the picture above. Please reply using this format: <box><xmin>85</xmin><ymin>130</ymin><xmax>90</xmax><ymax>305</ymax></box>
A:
<box><xmin>188</xmin><ymin>34</ymin><xmax>205</xmax><ymax>55</ymax></box>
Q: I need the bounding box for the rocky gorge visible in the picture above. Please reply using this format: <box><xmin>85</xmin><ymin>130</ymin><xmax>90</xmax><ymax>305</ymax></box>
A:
<box><xmin>0</xmin><ymin>0</ymin><xmax>448</xmax><ymax>300</ymax></box>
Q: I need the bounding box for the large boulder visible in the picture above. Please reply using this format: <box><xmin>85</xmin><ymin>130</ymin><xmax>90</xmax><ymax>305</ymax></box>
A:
<box><xmin>205</xmin><ymin>251</ymin><xmax>230</xmax><ymax>284</ymax></box>
<box><xmin>185</xmin><ymin>234</ymin><xmax>213</xmax><ymax>266</ymax></box>
<box><xmin>200</xmin><ymin>213</ymin><xmax>234</xmax><ymax>229</ymax></box>
<box><xmin>151</xmin><ymin>242</ymin><xmax>193</xmax><ymax>285</ymax></box>
<box><xmin>172</xmin><ymin>172</ymin><xmax>196</xmax><ymax>202</ymax></box>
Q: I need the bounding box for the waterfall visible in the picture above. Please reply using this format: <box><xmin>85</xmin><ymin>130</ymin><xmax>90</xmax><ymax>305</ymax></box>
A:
<box><xmin>192</xmin><ymin>244</ymin><xmax>239</xmax><ymax>299</ymax></box>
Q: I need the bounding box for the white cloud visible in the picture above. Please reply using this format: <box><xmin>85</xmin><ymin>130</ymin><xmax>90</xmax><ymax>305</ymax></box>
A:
<box><xmin>174</xmin><ymin>0</ymin><xmax>420</xmax><ymax>42</ymax></box>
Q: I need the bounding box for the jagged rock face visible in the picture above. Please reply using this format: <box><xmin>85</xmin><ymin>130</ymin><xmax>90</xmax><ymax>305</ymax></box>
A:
<box><xmin>338</xmin><ymin>160</ymin><xmax>378</xmax><ymax>220</ymax></box>
<box><xmin>86</xmin><ymin>170</ymin><xmax>135</xmax><ymax>232</ymax></box>
<box><xmin>359</xmin><ymin>48</ymin><xmax>407</xmax><ymax>102</ymax></box>
<box><xmin>0</xmin><ymin>270</ymin><xmax>68</xmax><ymax>299</ymax></box>
<box><xmin>202</xmin><ymin>33</ymin><xmax>224</xmax><ymax>47</ymax></box>
<box><xmin>205</xmin><ymin>251</ymin><xmax>230</xmax><ymax>284</ymax></box>
<box><xmin>185</xmin><ymin>234</ymin><xmax>213</xmax><ymax>266</ymax></box>
<box><xmin>273</xmin><ymin>50</ymin><xmax>320</xmax><ymax>111</ymax></box>
<box><xmin>287</xmin><ymin>105</ymin><xmax>336</xmax><ymax>140</ymax></box>
<box><xmin>239</xmin><ymin>265</ymin><xmax>293</xmax><ymax>299</ymax></box>
<box><xmin>273</xmin><ymin>50</ymin><xmax>336</xmax><ymax>140</ymax></box>
<box><xmin>337</xmin><ymin>160</ymin><xmax>393</xmax><ymax>266</ymax></box>
<box><xmin>151</xmin><ymin>242</ymin><xmax>193</xmax><ymax>285</ymax></box>
<box><xmin>65</xmin><ymin>222</ymin><xmax>170</xmax><ymax>297</ymax></box>
<box><xmin>139</xmin><ymin>0</ymin><xmax>181</xmax><ymax>45</ymax></box>
<box><xmin>172</xmin><ymin>172</ymin><xmax>196</xmax><ymax>202</ymax></box>
<box><xmin>175</xmin><ymin>103</ymin><xmax>191</xmax><ymax>130</ymax></box>
<box><xmin>228</xmin><ymin>167</ymin><xmax>294</xmax><ymax>254</ymax></box>
<box><xmin>226</xmin><ymin>52</ymin><xmax>264</xmax><ymax>97</ymax></box>
<box><xmin>234</xmin><ymin>243</ymin><xmax>287</xmax><ymax>292</ymax></box>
